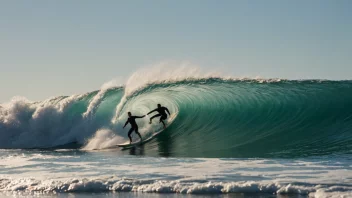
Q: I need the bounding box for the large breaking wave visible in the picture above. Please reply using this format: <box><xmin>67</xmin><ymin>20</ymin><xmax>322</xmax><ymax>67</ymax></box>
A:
<box><xmin>1</xmin><ymin>68</ymin><xmax>351</xmax><ymax>158</ymax></box>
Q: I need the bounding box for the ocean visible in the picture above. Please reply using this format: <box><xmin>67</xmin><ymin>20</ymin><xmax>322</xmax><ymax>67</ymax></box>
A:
<box><xmin>0</xmin><ymin>77</ymin><xmax>351</xmax><ymax>197</ymax></box>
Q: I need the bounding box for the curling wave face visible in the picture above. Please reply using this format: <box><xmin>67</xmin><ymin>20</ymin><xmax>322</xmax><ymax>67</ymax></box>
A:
<box><xmin>1</xmin><ymin>78</ymin><xmax>352</xmax><ymax>158</ymax></box>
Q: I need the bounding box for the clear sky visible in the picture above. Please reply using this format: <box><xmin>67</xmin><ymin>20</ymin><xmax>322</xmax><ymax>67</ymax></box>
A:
<box><xmin>0</xmin><ymin>1</ymin><xmax>351</xmax><ymax>102</ymax></box>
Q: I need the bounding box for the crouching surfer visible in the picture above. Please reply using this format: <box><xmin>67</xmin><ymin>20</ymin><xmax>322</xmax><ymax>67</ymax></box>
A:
<box><xmin>147</xmin><ymin>104</ymin><xmax>170</xmax><ymax>129</ymax></box>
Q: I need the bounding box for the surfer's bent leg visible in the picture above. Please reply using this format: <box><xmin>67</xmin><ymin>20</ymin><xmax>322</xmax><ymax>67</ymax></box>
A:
<box><xmin>149</xmin><ymin>114</ymin><xmax>161</xmax><ymax>124</ymax></box>
<box><xmin>160</xmin><ymin>115</ymin><xmax>167</xmax><ymax>129</ymax></box>
<box><xmin>135</xmin><ymin>127</ymin><xmax>142</xmax><ymax>141</ymax></box>
<box><xmin>128</xmin><ymin>128</ymin><xmax>134</xmax><ymax>143</ymax></box>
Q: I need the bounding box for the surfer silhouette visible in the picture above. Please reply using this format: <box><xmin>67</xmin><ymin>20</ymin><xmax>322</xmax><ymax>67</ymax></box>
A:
<box><xmin>147</xmin><ymin>104</ymin><xmax>170</xmax><ymax>129</ymax></box>
<box><xmin>123</xmin><ymin>112</ymin><xmax>144</xmax><ymax>144</ymax></box>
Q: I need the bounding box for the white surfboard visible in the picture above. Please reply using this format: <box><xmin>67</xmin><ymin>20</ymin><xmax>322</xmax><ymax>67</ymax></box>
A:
<box><xmin>117</xmin><ymin>113</ymin><xmax>177</xmax><ymax>149</ymax></box>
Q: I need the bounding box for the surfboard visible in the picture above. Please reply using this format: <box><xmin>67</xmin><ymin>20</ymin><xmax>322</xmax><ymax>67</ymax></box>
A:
<box><xmin>117</xmin><ymin>113</ymin><xmax>177</xmax><ymax>149</ymax></box>
<box><xmin>117</xmin><ymin>130</ymin><xmax>162</xmax><ymax>149</ymax></box>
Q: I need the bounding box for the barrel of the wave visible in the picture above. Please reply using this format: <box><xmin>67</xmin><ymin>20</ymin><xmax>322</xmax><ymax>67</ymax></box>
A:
<box><xmin>115</xmin><ymin>79</ymin><xmax>352</xmax><ymax>158</ymax></box>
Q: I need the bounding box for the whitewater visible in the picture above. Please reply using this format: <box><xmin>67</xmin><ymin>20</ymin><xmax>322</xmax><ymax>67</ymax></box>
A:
<box><xmin>0</xmin><ymin>66</ymin><xmax>351</xmax><ymax>197</ymax></box>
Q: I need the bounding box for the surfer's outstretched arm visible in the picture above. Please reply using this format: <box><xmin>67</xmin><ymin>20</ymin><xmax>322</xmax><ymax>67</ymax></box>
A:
<box><xmin>147</xmin><ymin>109</ymin><xmax>158</xmax><ymax>115</ymax></box>
<box><xmin>135</xmin><ymin>115</ymin><xmax>145</xmax><ymax>119</ymax></box>
<box><xmin>123</xmin><ymin>120</ymin><xmax>129</xmax><ymax>129</ymax></box>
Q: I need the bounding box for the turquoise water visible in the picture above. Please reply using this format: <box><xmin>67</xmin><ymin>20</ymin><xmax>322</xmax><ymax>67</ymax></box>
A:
<box><xmin>0</xmin><ymin>78</ymin><xmax>352</xmax><ymax>197</ymax></box>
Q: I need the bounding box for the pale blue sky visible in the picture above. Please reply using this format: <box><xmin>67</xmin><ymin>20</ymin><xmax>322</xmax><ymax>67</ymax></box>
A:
<box><xmin>0</xmin><ymin>1</ymin><xmax>351</xmax><ymax>102</ymax></box>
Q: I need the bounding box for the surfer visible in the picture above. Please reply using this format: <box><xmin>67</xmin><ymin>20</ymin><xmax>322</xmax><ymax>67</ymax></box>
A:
<box><xmin>147</xmin><ymin>104</ymin><xmax>170</xmax><ymax>129</ymax></box>
<box><xmin>123</xmin><ymin>112</ymin><xmax>145</xmax><ymax>144</ymax></box>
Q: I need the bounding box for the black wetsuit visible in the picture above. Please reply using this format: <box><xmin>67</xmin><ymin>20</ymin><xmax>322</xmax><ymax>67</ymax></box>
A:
<box><xmin>148</xmin><ymin>107</ymin><xmax>170</xmax><ymax>125</ymax></box>
<box><xmin>123</xmin><ymin>116</ymin><xmax>144</xmax><ymax>143</ymax></box>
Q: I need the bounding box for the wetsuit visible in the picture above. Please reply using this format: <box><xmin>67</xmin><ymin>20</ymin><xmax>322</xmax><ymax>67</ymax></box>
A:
<box><xmin>123</xmin><ymin>116</ymin><xmax>144</xmax><ymax>143</ymax></box>
<box><xmin>147</xmin><ymin>106</ymin><xmax>170</xmax><ymax>127</ymax></box>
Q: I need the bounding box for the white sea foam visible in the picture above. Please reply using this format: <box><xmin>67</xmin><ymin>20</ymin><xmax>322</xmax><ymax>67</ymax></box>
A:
<box><xmin>0</xmin><ymin>150</ymin><xmax>350</xmax><ymax>196</ymax></box>
<box><xmin>0</xmin><ymin>93</ymin><xmax>94</xmax><ymax>148</ymax></box>
<box><xmin>0</xmin><ymin>177</ymin><xmax>351</xmax><ymax>196</ymax></box>
<box><xmin>310</xmin><ymin>189</ymin><xmax>352</xmax><ymax>198</ymax></box>
<box><xmin>81</xmin><ymin>129</ymin><xmax>125</xmax><ymax>150</ymax></box>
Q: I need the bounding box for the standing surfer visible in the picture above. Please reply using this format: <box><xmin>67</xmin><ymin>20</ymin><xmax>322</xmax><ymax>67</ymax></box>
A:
<box><xmin>123</xmin><ymin>112</ymin><xmax>145</xmax><ymax>144</ymax></box>
<box><xmin>147</xmin><ymin>104</ymin><xmax>170</xmax><ymax>129</ymax></box>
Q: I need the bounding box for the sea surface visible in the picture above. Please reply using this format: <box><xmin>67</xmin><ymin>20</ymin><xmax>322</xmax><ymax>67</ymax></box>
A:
<box><xmin>0</xmin><ymin>74</ymin><xmax>351</xmax><ymax>197</ymax></box>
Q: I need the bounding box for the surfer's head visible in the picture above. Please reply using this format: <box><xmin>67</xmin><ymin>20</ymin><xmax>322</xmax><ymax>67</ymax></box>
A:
<box><xmin>157</xmin><ymin>104</ymin><xmax>161</xmax><ymax>108</ymax></box>
<box><xmin>128</xmin><ymin>112</ymin><xmax>132</xmax><ymax>117</ymax></box>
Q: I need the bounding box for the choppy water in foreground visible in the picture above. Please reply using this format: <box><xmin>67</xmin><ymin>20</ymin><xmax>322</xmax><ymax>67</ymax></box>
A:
<box><xmin>0</xmin><ymin>149</ymin><xmax>351</xmax><ymax>197</ymax></box>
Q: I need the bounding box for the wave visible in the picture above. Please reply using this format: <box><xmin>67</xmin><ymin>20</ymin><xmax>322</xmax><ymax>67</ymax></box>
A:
<box><xmin>1</xmin><ymin>74</ymin><xmax>352</xmax><ymax>158</ymax></box>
